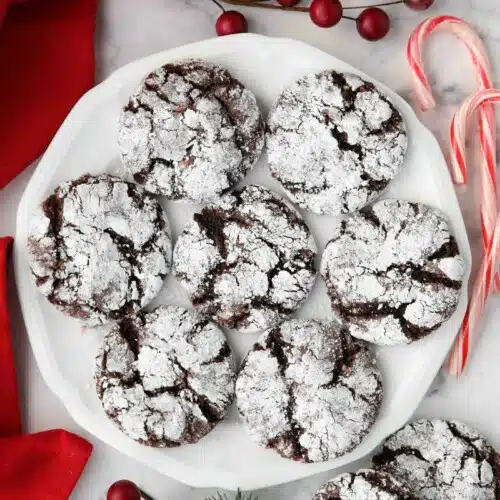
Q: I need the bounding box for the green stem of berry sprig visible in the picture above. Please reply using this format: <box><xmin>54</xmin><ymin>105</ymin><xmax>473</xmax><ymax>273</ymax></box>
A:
<box><xmin>216</xmin><ymin>0</ymin><xmax>404</xmax><ymax>12</ymax></box>
<box><xmin>205</xmin><ymin>489</ymin><xmax>258</xmax><ymax>500</ymax></box>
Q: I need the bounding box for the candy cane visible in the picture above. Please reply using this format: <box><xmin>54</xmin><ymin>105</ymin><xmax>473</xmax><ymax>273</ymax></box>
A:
<box><xmin>448</xmin><ymin>211</ymin><xmax>500</xmax><ymax>376</ymax></box>
<box><xmin>446</xmin><ymin>89</ymin><xmax>500</xmax><ymax>376</ymax></box>
<box><xmin>407</xmin><ymin>15</ymin><xmax>500</xmax><ymax>292</ymax></box>
<box><xmin>407</xmin><ymin>16</ymin><xmax>492</xmax><ymax>119</ymax></box>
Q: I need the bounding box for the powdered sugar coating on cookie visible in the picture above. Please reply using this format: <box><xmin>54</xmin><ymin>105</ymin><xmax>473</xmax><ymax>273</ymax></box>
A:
<box><xmin>266</xmin><ymin>71</ymin><xmax>407</xmax><ymax>215</ymax></box>
<box><xmin>173</xmin><ymin>185</ymin><xmax>317</xmax><ymax>333</ymax></box>
<box><xmin>373</xmin><ymin>419</ymin><xmax>500</xmax><ymax>500</ymax></box>
<box><xmin>94</xmin><ymin>305</ymin><xmax>236</xmax><ymax>447</ymax></box>
<box><xmin>118</xmin><ymin>59</ymin><xmax>265</xmax><ymax>203</ymax></box>
<box><xmin>314</xmin><ymin>469</ymin><xmax>417</xmax><ymax>500</ymax></box>
<box><xmin>321</xmin><ymin>199</ymin><xmax>465</xmax><ymax>345</ymax></box>
<box><xmin>236</xmin><ymin>319</ymin><xmax>383</xmax><ymax>462</ymax></box>
<box><xmin>27</xmin><ymin>174</ymin><xmax>172</xmax><ymax>326</ymax></box>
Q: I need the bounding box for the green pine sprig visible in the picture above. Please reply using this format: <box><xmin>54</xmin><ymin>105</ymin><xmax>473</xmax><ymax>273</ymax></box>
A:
<box><xmin>205</xmin><ymin>489</ymin><xmax>258</xmax><ymax>500</ymax></box>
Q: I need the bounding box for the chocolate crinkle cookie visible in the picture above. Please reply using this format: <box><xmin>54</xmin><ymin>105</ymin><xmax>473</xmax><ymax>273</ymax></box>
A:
<box><xmin>27</xmin><ymin>174</ymin><xmax>172</xmax><ymax>326</ymax></box>
<box><xmin>266</xmin><ymin>70</ymin><xmax>407</xmax><ymax>215</ymax></box>
<box><xmin>94</xmin><ymin>305</ymin><xmax>236</xmax><ymax>447</ymax></box>
<box><xmin>313</xmin><ymin>469</ymin><xmax>418</xmax><ymax>500</ymax></box>
<box><xmin>320</xmin><ymin>199</ymin><xmax>466</xmax><ymax>346</ymax></box>
<box><xmin>118</xmin><ymin>59</ymin><xmax>265</xmax><ymax>203</ymax></box>
<box><xmin>235</xmin><ymin>319</ymin><xmax>383</xmax><ymax>462</ymax></box>
<box><xmin>373</xmin><ymin>419</ymin><xmax>500</xmax><ymax>500</ymax></box>
<box><xmin>173</xmin><ymin>185</ymin><xmax>317</xmax><ymax>333</ymax></box>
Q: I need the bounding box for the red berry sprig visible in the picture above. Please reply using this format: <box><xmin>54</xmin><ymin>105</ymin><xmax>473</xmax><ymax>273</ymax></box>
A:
<box><xmin>404</xmin><ymin>0</ymin><xmax>435</xmax><ymax>9</ymax></box>
<box><xmin>216</xmin><ymin>9</ymin><xmax>248</xmax><ymax>36</ymax></box>
<box><xmin>213</xmin><ymin>0</ymin><xmax>249</xmax><ymax>36</ymax></box>
<box><xmin>107</xmin><ymin>480</ymin><xmax>155</xmax><ymax>500</ymax></box>
<box><xmin>356</xmin><ymin>7</ymin><xmax>391</xmax><ymax>41</ymax></box>
<box><xmin>309</xmin><ymin>0</ymin><xmax>343</xmax><ymax>28</ymax></box>
<box><xmin>211</xmin><ymin>0</ymin><xmax>434</xmax><ymax>41</ymax></box>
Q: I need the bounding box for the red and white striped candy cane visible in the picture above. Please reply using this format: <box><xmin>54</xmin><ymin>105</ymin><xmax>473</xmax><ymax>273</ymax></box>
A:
<box><xmin>407</xmin><ymin>16</ymin><xmax>492</xmax><ymax>119</ymax></box>
<box><xmin>447</xmin><ymin>89</ymin><xmax>500</xmax><ymax>376</ymax></box>
<box><xmin>407</xmin><ymin>16</ymin><xmax>499</xmax><ymax>291</ymax></box>
<box><xmin>448</xmin><ymin>212</ymin><xmax>500</xmax><ymax>376</ymax></box>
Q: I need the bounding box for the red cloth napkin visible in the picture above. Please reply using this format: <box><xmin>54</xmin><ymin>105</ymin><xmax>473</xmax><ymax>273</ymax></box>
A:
<box><xmin>0</xmin><ymin>0</ymin><xmax>97</xmax><ymax>189</ymax></box>
<box><xmin>0</xmin><ymin>237</ymin><xmax>93</xmax><ymax>499</ymax></box>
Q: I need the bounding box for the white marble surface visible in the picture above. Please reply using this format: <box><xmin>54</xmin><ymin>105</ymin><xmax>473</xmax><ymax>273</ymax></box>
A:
<box><xmin>2</xmin><ymin>0</ymin><xmax>500</xmax><ymax>498</ymax></box>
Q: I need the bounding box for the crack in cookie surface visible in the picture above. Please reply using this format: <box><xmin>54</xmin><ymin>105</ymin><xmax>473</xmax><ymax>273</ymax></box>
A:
<box><xmin>94</xmin><ymin>305</ymin><xmax>236</xmax><ymax>447</ymax></box>
<box><xmin>235</xmin><ymin>319</ymin><xmax>383</xmax><ymax>462</ymax></box>
<box><xmin>118</xmin><ymin>59</ymin><xmax>265</xmax><ymax>203</ymax></box>
<box><xmin>266</xmin><ymin>71</ymin><xmax>407</xmax><ymax>215</ymax></box>
<box><xmin>173</xmin><ymin>185</ymin><xmax>317</xmax><ymax>333</ymax></box>
<box><xmin>320</xmin><ymin>199</ymin><xmax>466</xmax><ymax>345</ymax></box>
<box><xmin>314</xmin><ymin>469</ymin><xmax>417</xmax><ymax>499</ymax></box>
<box><xmin>27</xmin><ymin>174</ymin><xmax>172</xmax><ymax>325</ymax></box>
<box><xmin>373</xmin><ymin>419</ymin><xmax>500</xmax><ymax>500</ymax></box>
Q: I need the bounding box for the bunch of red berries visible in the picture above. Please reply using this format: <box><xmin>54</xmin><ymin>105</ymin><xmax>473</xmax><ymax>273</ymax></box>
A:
<box><xmin>214</xmin><ymin>0</ymin><xmax>434</xmax><ymax>41</ymax></box>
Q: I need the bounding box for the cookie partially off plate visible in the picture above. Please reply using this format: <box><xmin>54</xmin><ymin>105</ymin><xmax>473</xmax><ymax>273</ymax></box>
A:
<box><xmin>14</xmin><ymin>35</ymin><xmax>471</xmax><ymax>490</ymax></box>
<box><xmin>314</xmin><ymin>469</ymin><xmax>417</xmax><ymax>500</ymax></box>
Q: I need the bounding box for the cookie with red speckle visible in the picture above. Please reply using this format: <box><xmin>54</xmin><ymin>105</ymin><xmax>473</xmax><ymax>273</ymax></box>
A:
<box><xmin>373</xmin><ymin>419</ymin><xmax>500</xmax><ymax>500</ymax></box>
<box><xmin>27</xmin><ymin>174</ymin><xmax>172</xmax><ymax>326</ymax></box>
<box><xmin>94</xmin><ymin>305</ymin><xmax>236</xmax><ymax>447</ymax></box>
<box><xmin>235</xmin><ymin>319</ymin><xmax>383</xmax><ymax>462</ymax></box>
<box><xmin>266</xmin><ymin>70</ymin><xmax>407</xmax><ymax>215</ymax></box>
<box><xmin>320</xmin><ymin>199</ymin><xmax>465</xmax><ymax>345</ymax></box>
<box><xmin>118</xmin><ymin>59</ymin><xmax>265</xmax><ymax>203</ymax></box>
<box><xmin>314</xmin><ymin>469</ymin><xmax>417</xmax><ymax>500</ymax></box>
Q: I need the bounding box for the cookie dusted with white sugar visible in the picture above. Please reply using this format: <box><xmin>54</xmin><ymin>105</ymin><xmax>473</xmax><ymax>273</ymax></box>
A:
<box><xmin>173</xmin><ymin>185</ymin><xmax>317</xmax><ymax>333</ymax></box>
<box><xmin>118</xmin><ymin>59</ymin><xmax>265</xmax><ymax>203</ymax></box>
<box><xmin>235</xmin><ymin>319</ymin><xmax>383</xmax><ymax>463</ymax></box>
<box><xmin>314</xmin><ymin>470</ymin><xmax>417</xmax><ymax>500</ymax></box>
<box><xmin>27</xmin><ymin>174</ymin><xmax>172</xmax><ymax>326</ymax></box>
<box><xmin>94</xmin><ymin>305</ymin><xmax>236</xmax><ymax>447</ymax></box>
<box><xmin>373</xmin><ymin>419</ymin><xmax>500</xmax><ymax>500</ymax></box>
<box><xmin>266</xmin><ymin>70</ymin><xmax>407</xmax><ymax>215</ymax></box>
<box><xmin>320</xmin><ymin>199</ymin><xmax>465</xmax><ymax>346</ymax></box>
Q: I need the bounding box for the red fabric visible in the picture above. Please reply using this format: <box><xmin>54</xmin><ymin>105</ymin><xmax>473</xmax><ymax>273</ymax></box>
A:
<box><xmin>0</xmin><ymin>237</ymin><xmax>20</xmax><ymax>436</ymax></box>
<box><xmin>0</xmin><ymin>430</ymin><xmax>93</xmax><ymax>499</ymax></box>
<box><xmin>0</xmin><ymin>237</ymin><xmax>93</xmax><ymax>499</ymax></box>
<box><xmin>0</xmin><ymin>0</ymin><xmax>97</xmax><ymax>189</ymax></box>
<box><xmin>0</xmin><ymin>1</ymin><xmax>8</xmax><ymax>24</ymax></box>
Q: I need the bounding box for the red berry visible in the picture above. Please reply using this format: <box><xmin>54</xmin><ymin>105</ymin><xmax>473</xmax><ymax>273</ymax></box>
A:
<box><xmin>277</xmin><ymin>0</ymin><xmax>301</xmax><ymax>6</ymax></box>
<box><xmin>356</xmin><ymin>7</ymin><xmax>390</xmax><ymax>41</ymax></box>
<box><xmin>107</xmin><ymin>480</ymin><xmax>141</xmax><ymax>500</ymax></box>
<box><xmin>216</xmin><ymin>10</ymin><xmax>248</xmax><ymax>36</ymax></box>
<box><xmin>309</xmin><ymin>0</ymin><xmax>343</xmax><ymax>28</ymax></box>
<box><xmin>404</xmin><ymin>0</ymin><xmax>434</xmax><ymax>10</ymax></box>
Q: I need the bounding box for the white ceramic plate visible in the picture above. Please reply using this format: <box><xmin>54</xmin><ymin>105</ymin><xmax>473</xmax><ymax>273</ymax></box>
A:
<box><xmin>14</xmin><ymin>34</ymin><xmax>471</xmax><ymax>490</ymax></box>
